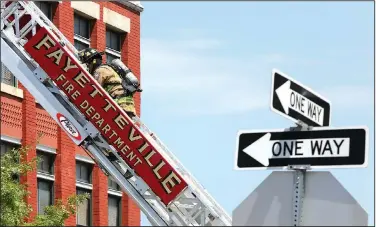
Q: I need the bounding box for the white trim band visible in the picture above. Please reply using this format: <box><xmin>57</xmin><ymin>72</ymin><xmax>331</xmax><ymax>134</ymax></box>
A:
<box><xmin>1</xmin><ymin>135</ymin><xmax>21</xmax><ymax>144</ymax></box>
<box><xmin>76</xmin><ymin>181</ymin><xmax>93</xmax><ymax>190</ymax></box>
<box><xmin>76</xmin><ymin>154</ymin><xmax>95</xmax><ymax>164</ymax></box>
<box><xmin>71</xmin><ymin>1</ymin><xmax>100</xmax><ymax>20</ymax></box>
<box><xmin>108</xmin><ymin>189</ymin><xmax>123</xmax><ymax>197</ymax></box>
<box><xmin>105</xmin><ymin>48</ymin><xmax>121</xmax><ymax>58</ymax></box>
<box><xmin>103</xmin><ymin>7</ymin><xmax>130</xmax><ymax>33</ymax></box>
<box><xmin>36</xmin><ymin>144</ymin><xmax>57</xmax><ymax>154</ymax></box>
<box><xmin>1</xmin><ymin>82</ymin><xmax>23</xmax><ymax>98</ymax></box>
<box><xmin>74</xmin><ymin>35</ymin><xmax>91</xmax><ymax>46</ymax></box>
<box><xmin>37</xmin><ymin>172</ymin><xmax>55</xmax><ymax>181</ymax></box>
<box><xmin>116</xmin><ymin>0</ymin><xmax>144</xmax><ymax>13</ymax></box>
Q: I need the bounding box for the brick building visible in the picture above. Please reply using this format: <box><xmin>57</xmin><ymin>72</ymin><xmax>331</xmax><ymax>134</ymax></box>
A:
<box><xmin>1</xmin><ymin>1</ymin><xmax>143</xmax><ymax>226</ymax></box>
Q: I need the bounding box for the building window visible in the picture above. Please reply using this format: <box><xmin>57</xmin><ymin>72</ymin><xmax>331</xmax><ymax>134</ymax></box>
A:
<box><xmin>76</xmin><ymin>159</ymin><xmax>93</xmax><ymax>226</ymax></box>
<box><xmin>105</xmin><ymin>28</ymin><xmax>124</xmax><ymax>63</ymax></box>
<box><xmin>1</xmin><ymin>141</ymin><xmax>20</xmax><ymax>181</ymax></box>
<box><xmin>108</xmin><ymin>178</ymin><xmax>120</xmax><ymax>191</ymax></box>
<box><xmin>0</xmin><ymin>141</ymin><xmax>18</xmax><ymax>156</ymax></box>
<box><xmin>76</xmin><ymin>188</ymin><xmax>92</xmax><ymax>226</ymax></box>
<box><xmin>74</xmin><ymin>40</ymin><xmax>90</xmax><ymax>52</ymax></box>
<box><xmin>108</xmin><ymin>195</ymin><xmax>121</xmax><ymax>226</ymax></box>
<box><xmin>106</xmin><ymin>29</ymin><xmax>122</xmax><ymax>52</ymax></box>
<box><xmin>37</xmin><ymin>179</ymin><xmax>54</xmax><ymax>215</ymax></box>
<box><xmin>105</xmin><ymin>52</ymin><xmax>119</xmax><ymax>64</ymax></box>
<box><xmin>1</xmin><ymin>63</ymin><xmax>17</xmax><ymax>87</ymax></box>
<box><xmin>74</xmin><ymin>14</ymin><xmax>91</xmax><ymax>51</ymax></box>
<box><xmin>36</xmin><ymin>150</ymin><xmax>55</xmax><ymax>215</ymax></box>
<box><xmin>34</xmin><ymin>1</ymin><xmax>53</xmax><ymax>20</ymax></box>
<box><xmin>37</xmin><ymin>151</ymin><xmax>55</xmax><ymax>175</ymax></box>
<box><xmin>76</xmin><ymin>161</ymin><xmax>93</xmax><ymax>184</ymax></box>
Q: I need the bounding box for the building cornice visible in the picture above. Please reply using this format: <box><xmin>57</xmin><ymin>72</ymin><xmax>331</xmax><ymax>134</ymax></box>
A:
<box><xmin>116</xmin><ymin>0</ymin><xmax>144</xmax><ymax>13</ymax></box>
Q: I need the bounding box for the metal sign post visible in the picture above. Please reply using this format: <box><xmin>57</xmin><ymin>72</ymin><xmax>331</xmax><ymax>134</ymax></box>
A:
<box><xmin>286</xmin><ymin>120</ymin><xmax>312</xmax><ymax>226</ymax></box>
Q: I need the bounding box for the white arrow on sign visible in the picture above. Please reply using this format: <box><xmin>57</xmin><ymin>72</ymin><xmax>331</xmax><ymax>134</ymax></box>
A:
<box><xmin>243</xmin><ymin>133</ymin><xmax>350</xmax><ymax>166</ymax></box>
<box><xmin>275</xmin><ymin>81</ymin><xmax>325</xmax><ymax>126</ymax></box>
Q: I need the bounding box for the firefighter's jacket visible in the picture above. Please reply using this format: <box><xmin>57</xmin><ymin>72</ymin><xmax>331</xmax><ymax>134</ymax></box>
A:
<box><xmin>93</xmin><ymin>65</ymin><xmax>137</xmax><ymax>116</ymax></box>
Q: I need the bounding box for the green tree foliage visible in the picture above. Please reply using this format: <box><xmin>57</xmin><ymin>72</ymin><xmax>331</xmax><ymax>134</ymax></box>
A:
<box><xmin>1</xmin><ymin>144</ymin><xmax>89</xmax><ymax>226</ymax></box>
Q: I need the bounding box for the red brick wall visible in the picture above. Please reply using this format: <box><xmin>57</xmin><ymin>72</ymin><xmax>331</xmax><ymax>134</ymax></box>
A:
<box><xmin>91</xmin><ymin>2</ymin><xmax>106</xmax><ymax>55</ymax></box>
<box><xmin>92</xmin><ymin>166</ymin><xmax>109</xmax><ymax>226</ymax></box>
<box><xmin>0</xmin><ymin>94</ymin><xmax>23</xmax><ymax>138</ymax></box>
<box><xmin>36</xmin><ymin>104</ymin><xmax>57</xmax><ymax>148</ymax></box>
<box><xmin>53</xmin><ymin>1</ymin><xmax>74</xmax><ymax>43</ymax></box>
<box><xmin>18</xmin><ymin>83</ymin><xmax>38</xmax><ymax>222</ymax></box>
<box><xmin>0</xmin><ymin>1</ymin><xmax>141</xmax><ymax>225</ymax></box>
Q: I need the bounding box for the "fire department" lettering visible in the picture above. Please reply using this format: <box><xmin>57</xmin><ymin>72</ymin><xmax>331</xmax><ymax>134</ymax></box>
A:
<box><xmin>32</xmin><ymin>33</ymin><xmax>185</xmax><ymax>196</ymax></box>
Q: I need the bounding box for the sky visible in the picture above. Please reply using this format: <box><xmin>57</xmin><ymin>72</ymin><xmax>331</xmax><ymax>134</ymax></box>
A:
<box><xmin>139</xmin><ymin>1</ymin><xmax>374</xmax><ymax>226</ymax></box>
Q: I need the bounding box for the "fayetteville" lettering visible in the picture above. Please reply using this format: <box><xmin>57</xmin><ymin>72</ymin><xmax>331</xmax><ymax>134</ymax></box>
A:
<box><xmin>30</xmin><ymin>32</ymin><xmax>186</xmax><ymax>199</ymax></box>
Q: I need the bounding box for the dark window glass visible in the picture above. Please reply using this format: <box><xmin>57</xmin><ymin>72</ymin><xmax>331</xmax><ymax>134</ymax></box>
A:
<box><xmin>108</xmin><ymin>178</ymin><xmax>120</xmax><ymax>191</ymax></box>
<box><xmin>108</xmin><ymin>195</ymin><xmax>121</xmax><ymax>226</ymax></box>
<box><xmin>0</xmin><ymin>141</ymin><xmax>20</xmax><ymax>181</ymax></box>
<box><xmin>35</xmin><ymin>1</ymin><xmax>53</xmax><ymax>20</ymax></box>
<box><xmin>37</xmin><ymin>151</ymin><xmax>55</xmax><ymax>174</ymax></box>
<box><xmin>105</xmin><ymin>53</ymin><xmax>120</xmax><ymax>64</ymax></box>
<box><xmin>0</xmin><ymin>141</ymin><xmax>18</xmax><ymax>156</ymax></box>
<box><xmin>76</xmin><ymin>161</ymin><xmax>92</xmax><ymax>183</ymax></box>
<box><xmin>76</xmin><ymin>188</ymin><xmax>92</xmax><ymax>226</ymax></box>
<box><xmin>37</xmin><ymin>179</ymin><xmax>54</xmax><ymax>215</ymax></box>
<box><xmin>74</xmin><ymin>40</ymin><xmax>90</xmax><ymax>51</ymax></box>
<box><xmin>74</xmin><ymin>14</ymin><xmax>90</xmax><ymax>39</ymax></box>
<box><xmin>106</xmin><ymin>29</ymin><xmax>122</xmax><ymax>51</ymax></box>
<box><xmin>1</xmin><ymin>63</ymin><xmax>16</xmax><ymax>87</ymax></box>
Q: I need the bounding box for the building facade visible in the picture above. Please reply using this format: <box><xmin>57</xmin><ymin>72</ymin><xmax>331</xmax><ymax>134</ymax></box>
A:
<box><xmin>1</xmin><ymin>1</ymin><xmax>143</xmax><ymax>226</ymax></box>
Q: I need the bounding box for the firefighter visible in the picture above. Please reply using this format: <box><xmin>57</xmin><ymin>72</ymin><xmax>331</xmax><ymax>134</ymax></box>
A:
<box><xmin>77</xmin><ymin>48</ymin><xmax>142</xmax><ymax>119</ymax></box>
<box><xmin>77</xmin><ymin>48</ymin><xmax>141</xmax><ymax>178</ymax></box>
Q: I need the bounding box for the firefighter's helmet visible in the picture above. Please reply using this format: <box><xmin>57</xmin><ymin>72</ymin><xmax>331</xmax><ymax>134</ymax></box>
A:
<box><xmin>78</xmin><ymin>48</ymin><xmax>103</xmax><ymax>64</ymax></box>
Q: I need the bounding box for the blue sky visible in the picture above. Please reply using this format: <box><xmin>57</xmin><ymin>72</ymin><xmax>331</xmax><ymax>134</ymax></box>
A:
<box><xmin>139</xmin><ymin>1</ymin><xmax>374</xmax><ymax>225</ymax></box>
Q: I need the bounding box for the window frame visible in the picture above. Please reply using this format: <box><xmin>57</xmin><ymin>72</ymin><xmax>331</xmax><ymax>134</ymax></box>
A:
<box><xmin>108</xmin><ymin>177</ymin><xmax>121</xmax><ymax>191</ymax></box>
<box><xmin>73</xmin><ymin>13</ymin><xmax>91</xmax><ymax>51</ymax></box>
<box><xmin>1</xmin><ymin>63</ymin><xmax>18</xmax><ymax>88</ymax></box>
<box><xmin>76</xmin><ymin>159</ymin><xmax>93</xmax><ymax>226</ymax></box>
<box><xmin>34</xmin><ymin>1</ymin><xmax>54</xmax><ymax>20</ymax></box>
<box><xmin>76</xmin><ymin>187</ymin><xmax>92</xmax><ymax>226</ymax></box>
<box><xmin>0</xmin><ymin>140</ymin><xmax>19</xmax><ymax>156</ymax></box>
<box><xmin>108</xmin><ymin>194</ymin><xmax>122</xmax><ymax>226</ymax></box>
<box><xmin>106</xmin><ymin>28</ymin><xmax>123</xmax><ymax>52</ymax></box>
<box><xmin>0</xmin><ymin>140</ymin><xmax>21</xmax><ymax>181</ymax></box>
<box><xmin>37</xmin><ymin>150</ymin><xmax>55</xmax><ymax>175</ymax></box>
<box><xmin>105</xmin><ymin>27</ymin><xmax>124</xmax><ymax>64</ymax></box>
<box><xmin>37</xmin><ymin>178</ymin><xmax>54</xmax><ymax>215</ymax></box>
<box><xmin>76</xmin><ymin>161</ymin><xmax>93</xmax><ymax>184</ymax></box>
<box><xmin>105</xmin><ymin>49</ymin><xmax>121</xmax><ymax>64</ymax></box>
<box><xmin>36</xmin><ymin>149</ymin><xmax>56</xmax><ymax>215</ymax></box>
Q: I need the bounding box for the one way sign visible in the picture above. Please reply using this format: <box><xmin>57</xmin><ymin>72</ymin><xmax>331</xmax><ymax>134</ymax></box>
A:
<box><xmin>235</xmin><ymin>126</ymin><xmax>369</xmax><ymax>170</ymax></box>
<box><xmin>271</xmin><ymin>69</ymin><xmax>331</xmax><ymax>127</ymax></box>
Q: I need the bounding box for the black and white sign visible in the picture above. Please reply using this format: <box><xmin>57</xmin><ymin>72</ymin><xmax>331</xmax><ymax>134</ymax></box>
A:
<box><xmin>235</xmin><ymin>126</ymin><xmax>368</xmax><ymax>170</ymax></box>
<box><xmin>271</xmin><ymin>69</ymin><xmax>331</xmax><ymax>127</ymax></box>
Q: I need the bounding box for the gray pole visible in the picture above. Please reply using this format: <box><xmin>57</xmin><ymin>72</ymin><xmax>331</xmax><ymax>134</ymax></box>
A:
<box><xmin>286</xmin><ymin>120</ymin><xmax>313</xmax><ymax>226</ymax></box>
